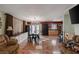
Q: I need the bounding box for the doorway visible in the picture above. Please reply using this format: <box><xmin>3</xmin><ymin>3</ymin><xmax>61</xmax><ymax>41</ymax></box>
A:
<box><xmin>42</xmin><ymin>24</ymin><xmax>48</xmax><ymax>36</ymax></box>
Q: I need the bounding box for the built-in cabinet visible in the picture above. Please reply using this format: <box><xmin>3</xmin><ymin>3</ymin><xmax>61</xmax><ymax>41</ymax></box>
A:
<box><xmin>5</xmin><ymin>14</ymin><xmax>13</xmax><ymax>36</ymax></box>
<box><xmin>5</xmin><ymin>13</ymin><xmax>24</xmax><ymax>36</ymax></box>
<box><xmin>41</xmin><ymin>21</ymin><xmax>63</xmax><ymax>36</ymax></box>
<box><xmin>49</xmin><ymin>30</ymin><xmax>58</xmax><ymax>36</ymax></box>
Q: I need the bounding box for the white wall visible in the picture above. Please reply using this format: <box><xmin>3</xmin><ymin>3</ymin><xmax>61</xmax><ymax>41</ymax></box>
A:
<box><xmin>74</xmin><ymin>24</ymin><xmax>79</xmax><ymax>35</ymax></box>
<box><xmin>64</xmin><ymin>11</ymin><xmax>79</xmax><ymax>35</ymax></box>
<box><xmin>64</xmin><ymin>11</ymin><xmax>75</xmax><ymax>34</ymax></box>
<box><xmin>0</xmin><ymin>11</ymin><xmax>6</xmax><ymax>35</ymax></box>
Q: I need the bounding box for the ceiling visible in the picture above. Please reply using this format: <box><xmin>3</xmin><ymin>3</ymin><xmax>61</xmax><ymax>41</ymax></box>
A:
<box><xmin>0</xmin><ymin>4</ymin><xmax>75</xmax><ymax>22</ymax></box>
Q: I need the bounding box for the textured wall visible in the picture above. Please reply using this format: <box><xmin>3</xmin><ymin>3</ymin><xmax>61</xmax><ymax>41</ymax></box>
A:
<box><xmin>0</xmin><ymin>11</ymin><xmax>6</xmax><ymax>35</ymax></box>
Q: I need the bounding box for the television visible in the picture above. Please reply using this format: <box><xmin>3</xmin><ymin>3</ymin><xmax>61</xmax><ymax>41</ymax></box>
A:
<box><xmin>69</xmin><ymin>5</ymin><xmax>79</xmax><ymax>24</ymax></box>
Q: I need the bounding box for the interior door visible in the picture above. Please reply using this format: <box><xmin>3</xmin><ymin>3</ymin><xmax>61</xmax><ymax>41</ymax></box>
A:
<box><xmin>42</xmin><ymin>24</ymin><xmax>48</xmax><ymax>35</ymax></box>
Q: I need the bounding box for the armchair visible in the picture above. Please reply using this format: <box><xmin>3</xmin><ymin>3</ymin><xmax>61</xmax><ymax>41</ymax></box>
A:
<box><xmin>0</xmin><ymin>35</ymin><xmax>19</xmax><ymax>54</ymax></box>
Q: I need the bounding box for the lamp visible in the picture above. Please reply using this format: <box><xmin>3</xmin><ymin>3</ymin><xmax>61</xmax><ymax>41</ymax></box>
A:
<box><xmin>6</xmin><ymin>26</ymin><xmax>13</xmax><ymax>37</ymax></box>
<box><xmin>7</xmin><ymin>26</ymin><xmax>13</xmax><ymax>31</ymax></box>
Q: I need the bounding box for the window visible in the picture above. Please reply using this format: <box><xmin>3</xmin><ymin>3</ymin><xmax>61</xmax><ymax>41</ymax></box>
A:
<box><xmin>30</xmin><ymin>24</ymin><xmax>40</xmax><ymax>34</ymax></box>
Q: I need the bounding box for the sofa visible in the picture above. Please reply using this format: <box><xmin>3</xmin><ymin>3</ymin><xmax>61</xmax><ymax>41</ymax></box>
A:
<box><xmin>0</xmin><ymin>35</ymin><xmax>19</xmax><ymax>54</ymax></box>
<box><xmin>11</xmin><ymin>32</ymin><xmax>28</xmax><ymax>49</ymax></box>
<box><xmin>14</xmin><ymin>32</ymin><xmax>28</xmax><ymax>44</ymax></box>
<box><xmin>72</xmin><ymin>35</ymin><xmax>79</xmax><ymax>52</ymax></box>
<box><xmin>64</xmin><ymin>33</ymin><xmax>79</xmax><ymax>53</ymax></box>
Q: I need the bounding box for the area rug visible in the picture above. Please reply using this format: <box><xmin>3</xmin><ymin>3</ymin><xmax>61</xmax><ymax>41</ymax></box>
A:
<box><xmin>36</xmin><ymin>45</ymin><xmax>42</xmax><ymax>49</ymax></box>
<box><xmin>18</xmin><ymin>50</ymin><xmax>32</xmax><ymax>54</ymax></box>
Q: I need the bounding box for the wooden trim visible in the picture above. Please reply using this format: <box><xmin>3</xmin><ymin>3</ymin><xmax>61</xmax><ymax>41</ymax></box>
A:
<box><xmin>40</xmin><ymin>21</ymin><xmax>63</xmax><ymax>24</ymax></box>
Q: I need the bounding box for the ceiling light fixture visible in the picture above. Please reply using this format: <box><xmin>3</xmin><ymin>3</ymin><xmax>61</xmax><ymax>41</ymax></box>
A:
<box><xmin>26</xmin><ymin>16</ymin><xmax>42</xmax><ymax>22</ymax></box>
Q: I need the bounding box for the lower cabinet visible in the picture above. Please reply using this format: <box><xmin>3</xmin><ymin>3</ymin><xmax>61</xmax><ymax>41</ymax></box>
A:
<box><xmin>48</xmin><ymin>30</ymin><xmax>58</xmax><ymax>36</ymax></box>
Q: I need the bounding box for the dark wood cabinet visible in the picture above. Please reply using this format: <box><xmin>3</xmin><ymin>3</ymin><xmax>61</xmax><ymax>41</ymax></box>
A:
<box><xmin>23</xmin><ymin>21</ymin><xmax>26</xmax><ymax>32</ymax></box>
<box><xmin>5</xmin><ymin>13</ymin><xmax>13</xmax><ymax>37</ymax></box>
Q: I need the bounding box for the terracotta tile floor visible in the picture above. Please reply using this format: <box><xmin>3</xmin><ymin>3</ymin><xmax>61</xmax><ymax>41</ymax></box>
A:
<box><xmin>18</xmin><ymin>36</ymin><xmax>62</xmax><ymax>54</ymax></box>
